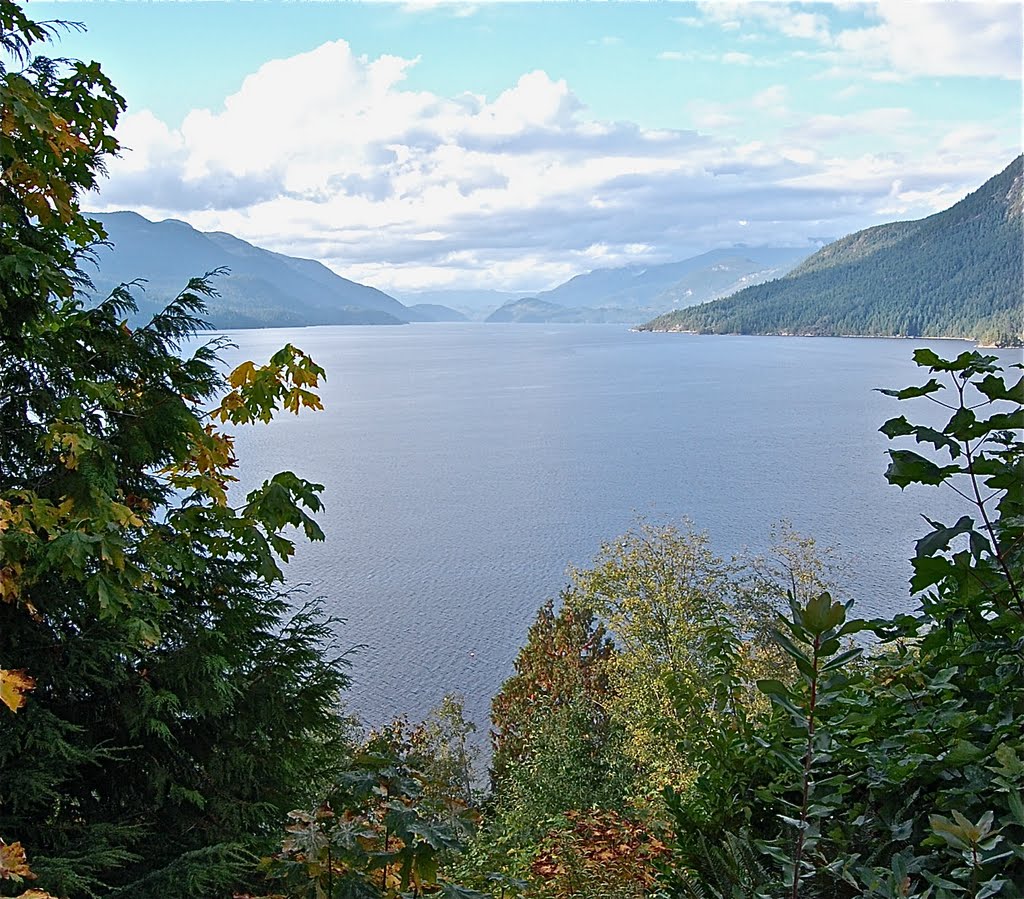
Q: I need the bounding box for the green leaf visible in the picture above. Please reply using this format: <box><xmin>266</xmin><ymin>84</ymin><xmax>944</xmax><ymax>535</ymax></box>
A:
<box><xmin>915</xmin><ymin>515</ymin><xmax>975</xmax><ymax>558</ymax></box>
<box><xmin>885</xmin><ymin>450</ymin><xmax>960</xmax><ymax>488</ymax></box>
<box><xmin>772</xmin><ymin>631</ymin><xmax>815</xmax><ymax>679</ymax></box>
<box><xmin>929</xmin><ymin>814</ymin><xmax>970</xmax><ymax>850</ymax></box>
<box><xmin>802</xmin><ymin>592</ymin><xmax>845</xmax><ymax>636</ymax></box>
<box><xmin>877</xmin><ymin>378</ymin><xmax>944</xmax><ymax>400</ymax></box>
<box><xmin>943</xmin><ymin>740</ymin><xmax>984</xmax><ymax>767</ymax></box>
<box><xmin>1007</xmin><ymin>791</ymin><xmax>1024</xmax><ymax>827</ymax></box>
<box><xmin>879</xmin><ymin>416</ymin><xmax>916</xmax><ymax>438</ymax></box>
<box><xmin>757</xmin><ymin>678</ymin><xmax>793</xmax><ymax>698</ymax></box>
<box><xmin>985</xmin><ymin>410</ymin><xmax>1024</xmax><ymax>431</ymax></box>
<box><xmin>910</xmin><ymin>555</ymin><xmax>954</xmax><ymax>593</ymax></box>
<box><xmin>821</xmin><ymin>647</ymin><xmax>863</xmax><ymax>672</ymax></box>
<box><xmin>913</xmin><ymin>426</ymin><xmax>962</xmax><ymax>458</ymax></box>
<box><xmin>976</xmin><ymin>373</ymin><xmax>1024</xmax><ymax>403</ymax></box>
<box><xmin>912</xmin><ymin>348</ymin><xmax>944</xmax><ymax>369</ymax></box>
<box><xmin>968</xmin><ymin>529</ymin><xmax>991</xmax><ymax>560</ymax></box>
<box><xmin>944</xmin><ymin>406</ymin><xmax>985</xmax><ymax>441</ymax></box>
<box><xmin>977</xmin><ymin>879</ymin><xmax>1007</xmax><ymax>899</ymax></box>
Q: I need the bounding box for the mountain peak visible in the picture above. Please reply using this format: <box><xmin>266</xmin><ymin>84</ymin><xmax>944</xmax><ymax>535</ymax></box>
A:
<box><xmin>640</xmin><ymin>157</ymin><xmax>1023</xmax><ymax>346</ymax></box>
<box><xmin>85</xmin><ymin>211</ymin><xmax>426</xmax><ymax>329</ymax></box>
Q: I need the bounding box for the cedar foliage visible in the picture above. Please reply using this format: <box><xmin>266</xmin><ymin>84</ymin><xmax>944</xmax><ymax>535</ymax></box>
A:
<box><xmin>0</xmin><ymin>6</ymin><xmax>352</xmax><ymax>897</ymax></box>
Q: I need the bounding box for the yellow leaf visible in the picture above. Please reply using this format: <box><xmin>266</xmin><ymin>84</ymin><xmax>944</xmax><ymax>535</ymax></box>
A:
<box><xmin>0</xmin><ymin>670</ymin><xmax>35</xmax><ymax>713</ymax></box>
<box><xmin>0</xmin><ymin>841</ymin><xmax>33</xmax><ymax>881</ymax></box>
<box><xmin>0</xmin><ymin>565</ymin><xmax>21</xmax><ymax>603</ymax></box>
<box><xmin>228</xmin><ymin>360</ymin><xmax>258</xmax><ymax>389</ymax></box>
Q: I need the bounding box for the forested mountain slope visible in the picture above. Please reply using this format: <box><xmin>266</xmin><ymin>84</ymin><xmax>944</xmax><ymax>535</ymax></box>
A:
<box><xmin>641</xmin><ymin>157</ymin><xmax>1024</xmax><ymax>345</ymax></box>
<box><xmin>87</xmin><ymin>212</ymin><xmax>462</xmax><ymax>328</ymax></box>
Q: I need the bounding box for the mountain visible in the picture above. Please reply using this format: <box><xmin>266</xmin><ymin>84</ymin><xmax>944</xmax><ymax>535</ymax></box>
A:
<box><xmin>404</xmin><ymin>303</ymin><xmax>469</xmax><ymax>322</ymax></box>
<box><xmin>484</xmin><ymin>297</ymin><xmax>628</xmax><ymax>323</ymax></box>
<box><xmin>85</xmin><ymin>212</ymin><xmax>460</xmax><ymax>329</ymax></box>
<box><xmin>399</xmin><ymin>249</ymin><xmax>813</xmax><ymax>324</ymax></box>
<box><xmin>538</xmin><ymin>246</ymin><xmax>813</xmax><ymax>312</ymax></box>
<box><xmin>395</xmin><ymin>289</ymin><xmax>524</xmax><ymax>320</ymax></box>
<box><xmin>640</xmin><ymin>157</ymin><xmax>1024</xmax><ymax>346</ymax></box>
<box><xmin>480</xmin><ymin>248</ymin><xmax>813</xmax><ymax>324</ymax></box>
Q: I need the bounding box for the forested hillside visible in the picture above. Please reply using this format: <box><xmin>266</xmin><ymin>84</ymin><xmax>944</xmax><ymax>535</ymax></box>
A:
<box><xmin>642</xmin><ymin>156</ymin><xmax>1024</xmax><ymax>345</ymax></box>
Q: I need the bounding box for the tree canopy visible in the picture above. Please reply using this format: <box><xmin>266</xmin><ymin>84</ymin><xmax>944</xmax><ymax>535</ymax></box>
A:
<box><xmin>0</xmin><ymin>6</ymin><xmax>350</xmax><ymax>896</ymax></box>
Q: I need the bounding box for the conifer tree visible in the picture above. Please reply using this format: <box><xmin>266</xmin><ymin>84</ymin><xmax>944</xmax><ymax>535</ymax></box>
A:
<box><xmin>0</xmin><ymin>5</ymin><xmax>352</xmax><ymax>896</ymax></box>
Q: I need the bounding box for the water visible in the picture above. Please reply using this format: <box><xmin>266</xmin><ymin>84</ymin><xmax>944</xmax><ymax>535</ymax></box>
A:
<box><xmin>208</xmin><ymin>324</ymin><xmax>1022</xmax><ymax>731</ymax></box>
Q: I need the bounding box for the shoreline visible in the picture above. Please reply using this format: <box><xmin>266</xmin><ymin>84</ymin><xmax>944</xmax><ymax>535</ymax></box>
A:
<box><xmin>634</xmin><ymin>327</ymin><xmax>1023</xmax><ymax>349</ymax></box>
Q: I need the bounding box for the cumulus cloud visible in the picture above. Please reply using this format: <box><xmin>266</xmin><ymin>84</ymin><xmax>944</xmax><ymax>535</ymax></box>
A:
<box><xmin>96</xmin><ymin>37</ymin><xmax>1019</xmax><ymax>293</ymax></box>
<box><xmin>699</xmin><ymin>1</ymin><xmax>1022</xmax><ymax>81</ymax></box>
<box><xmin>838</xmin><ymin>0</ymin><xmax>1022</xmax><ymax>80</ymax></box>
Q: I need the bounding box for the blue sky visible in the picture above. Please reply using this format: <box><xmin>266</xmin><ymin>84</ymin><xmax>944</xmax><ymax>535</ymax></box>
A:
<box><xmin>28</xmin><ymin>1</ymin><xmax>1024</xmax><ymax>292</ymax></box>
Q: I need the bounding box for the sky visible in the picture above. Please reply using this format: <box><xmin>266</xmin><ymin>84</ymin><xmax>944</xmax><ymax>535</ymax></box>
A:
<box><xmin>27</xmin><ymin>0</ymin><xmax>1024</xmax><ymax>294</ymax></box>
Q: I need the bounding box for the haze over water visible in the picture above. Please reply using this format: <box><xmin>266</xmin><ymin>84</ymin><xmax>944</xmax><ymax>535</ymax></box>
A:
<box><xmin>216</xmin><ymin>324</ymin><xmax>1023</xmax><ymax>731</ymax></box>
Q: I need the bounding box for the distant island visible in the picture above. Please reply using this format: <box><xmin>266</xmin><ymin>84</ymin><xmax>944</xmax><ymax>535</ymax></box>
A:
<box><xmin>639</xmin><ymin>156</ymin><xmax>1023</xmax><ymax>347</ymax></box>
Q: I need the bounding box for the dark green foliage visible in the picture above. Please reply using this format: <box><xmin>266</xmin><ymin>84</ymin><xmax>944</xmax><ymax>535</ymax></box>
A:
<box><xmin>642</xmin><ymin>158</ymin><xmax>1023</xmax><ymax>345</ymax></box>
<box><xmin>0</xmin><ymin>207</ymin><xmax>353</xmax><ymax>899</ymax></box>
<box><xmin>0</xmin><ymin>4</ymin><xmax>122</xmax><ymax>348</ymax></box>
<box><xmin>664</xmin><ymin>349</ymin><xmax>1024</xmax><ymax>899</ymax></box>
<box><xmin>0</xmin><ymin>6</ymin><xmax>353</xmax><ymax>896</ymax></box>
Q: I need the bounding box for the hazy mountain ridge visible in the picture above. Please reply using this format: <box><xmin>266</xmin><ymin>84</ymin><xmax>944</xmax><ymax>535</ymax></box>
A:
<box><xmin>538</xmin><ymin>247</ymin><xmax>812</xmax><ymax>310</ymax></box>
<box><xmin>394</xmin><ymin>289</ymin><xmax>524</xmax><ymax>320</ymax></box>
<box><xmin>88</xmin><ymin>211</ymin><xmax>815</xmax><ymax>328</ymax></box>
<box><xmin>481</xmin><ymin>248</ymin><xmax>813</xmax><ymax>324</ymax></box>
<box><xmin>86</xmin><ymin>212</ymin><xmax>463</xmax><ymax>328</ymax></box>
<box><xmin>640</xmin><ymin>157</ymin><xmax>1024</xmax><ymax>346</ymax></box>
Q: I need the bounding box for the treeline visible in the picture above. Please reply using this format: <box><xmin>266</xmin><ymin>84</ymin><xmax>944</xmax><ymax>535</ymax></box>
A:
<box><xmin>2</xmin><ymin>6</ymin><xmax>1023</xmax><ymax>898</ymax></box>
<box><xmin>642</xmin><ymin>157</ymin><xmax>1024</xmax><ymax>347</ymax></box>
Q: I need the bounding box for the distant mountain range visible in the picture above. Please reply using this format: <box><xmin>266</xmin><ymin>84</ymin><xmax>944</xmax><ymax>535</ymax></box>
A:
<box><xmin>394</xmin><ymin>289</ymin><xmax>524</xmax><ymax>320</ymax></box>
<box><xmin>483</xmin><ymin>247</ymin><xmax>814</xmax><ymax>323</ymax></box>
<box><xmin>640</xmin><ymin>157</ymin><xmax>1024</xmax><ymax>346</ymax></box>
<box><xmin>85</xmin><ymin>212</ymin><xmax>466</xmax><ymax>328</ymax></box>
<box><xmin>86</xmin><ymin>211</ymin><xmax>816</xmax><ymax>329</ymax></box>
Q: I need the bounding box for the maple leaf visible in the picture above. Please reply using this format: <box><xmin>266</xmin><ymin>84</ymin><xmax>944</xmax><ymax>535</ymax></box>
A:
<box><xmin>0</xmin><ymin>841</ymin><xmax>34</xmax><ymax>881</ymax></box>
<box><xmin>0</xmin><ymin>670</ymin><xmax>35</xmax><ymax>713</ymax></box>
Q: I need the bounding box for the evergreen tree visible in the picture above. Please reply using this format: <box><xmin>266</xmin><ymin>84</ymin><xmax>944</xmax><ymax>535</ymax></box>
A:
<box><xmin>0</xmin><ymin>6</ymin><xmax>351</xmax><ymax>896</ymax></box>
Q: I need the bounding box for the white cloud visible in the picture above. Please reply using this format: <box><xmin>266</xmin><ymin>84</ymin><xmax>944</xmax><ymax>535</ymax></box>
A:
<box><xmin>787</xmin><ymin>107</ymin><xmax>916</xmax><ymax>142</ymax></box>
<box><xmin>399</xmin><ymin>0</ymin><xmax>478</xmax><ymax>16</ymax></box>
<box><xmin>698</xmin><ymin>1</ymin><xmax>1022</xmax><ymax>81</ymax></box>
<box><xmin>840</xmin><ymin>0</ymin><xmax>1023</xmax><ymax>80</ymax></box>
<box><xmin>752</xmin><ymin>85</ymin><xmax>788</xmax><ymax>110</ymax></box>
<box><xmin>722</xmin><ymin>51</ymin><xmax>755</xmax><ymax>65</ymax></box>
<box><xmin>698</xmin><ymin>3</ymin><xmax>832</xmax><ymax>43</ymax></box>
<box><xmin>98</xmin><ymin>38</ymin><xmax>1019</xmax><ymax>292</ymax></box>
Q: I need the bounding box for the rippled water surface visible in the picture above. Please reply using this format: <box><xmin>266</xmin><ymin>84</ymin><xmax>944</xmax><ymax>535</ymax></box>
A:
<box><xmin>211</xmin><ymin>324</ymin><xmax>1022</xmax><ymax>730</ymax></box>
